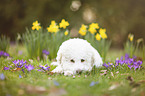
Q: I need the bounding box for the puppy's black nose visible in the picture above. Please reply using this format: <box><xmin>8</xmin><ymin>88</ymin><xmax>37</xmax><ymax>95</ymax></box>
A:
<box><xmin>76</xmin><ymin>69</ymin><xmax>82</xmax><ymax>74</ymax></box>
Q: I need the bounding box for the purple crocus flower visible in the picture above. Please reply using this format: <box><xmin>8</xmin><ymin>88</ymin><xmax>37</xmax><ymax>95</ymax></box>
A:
<box><xmin>133</xmin><ymin>56</ymin><xmax>137</xmax><ymax>60</ymax></box>
<box><xmin>128</xmin><ymin>58</ymin><xmax>134</xmax><ymax>64</ymax></box>
<box><xmin>38</xmin><ymin>64</ymin><xmax>50</xmax><ymax>72</ymax></box>
<box><xmin>128</xmin><ymin>64</ymin><xmax>133</xmax><ymax>69</ymax></box>
<box><xmin>0</xmin><ymin>51</ymin><xmax>10</xmax><ymax>57</ymax></box>
<box><xmin>124</xmin><ymin>60</ymin><xmax>129</xmax><ymax>64</ymax></box>
<box><xmin>103</xmin><ymin>53</ymin><xmax>143</xmax><ymax>71</ymax></box>
<box><xmin>115</xmin><ymin>62</ymin><xmax>119</xmax><ymax>67</ymax></box>
<box><xmin>0</xmin><ymin>51</ymin><xmax>4</xmax><ymax>57</ymax></box>
<box><xmin>125</xmin><ymin>53</ymin><xmax>129</xmax><ymax>60</ymax></box>
<box><xmin>19</xmin><ymin>75</ymin><xmax>22</xmax><ymax>78</ymax></box>
<box><xmin>22</xmin><ymin>69</ymin><xmax>25</xmax><ymax>73</ymax></box>
<box><xmin>103</xmin><ymin>63</ymin><xmax>109</xmax><ymax>68</ymax></box>
<box><xmin>18</xmin><ymin>51</ymin><xmax>23</xmax><ymax>55</ymax></box>
<box><xmin>120</xmin><ymin>56</ymin><xmax>123</xmax><ymax>60</ymax></box>
<box><xmin>137</xmin><ymin>61</ymin><xmax>142</xmax><ymax>65</ymax></box>
<box><xmin>4</xmin><ymin>67</ymin><xmax>10</xmax><ymax>70</ymax></box>
<box><xmin>12</xmin><ymin>59</ymin><xmax>26</xmax><ymax>68</ymax></box>
<box><xmin>119</xmin><ymin>60</ymin><xmax>125</xmax><ymax>65</ymax></box>
<box><xmin>133</xmin><ymin>64</ymin><xmax>139</xmax><ymax>70</ymax></box>
<box><xmin>42</xmin><ymin>50</ymin><xmax>49</xmax><ymax>55</ymax></box>
<box><xmin>90</xmin><ymin>81</ymin><xmax>99</xmax><ymax>87</ymax></box>
<box><xmin>103</xmin><ymin>63</ymin><xmax>113</xmax><ymax>68</ymax></box>
<box><xmin>25</xmin><ymin>64</ymin><xmax>34</xmax><ymax>71</ymax></box>
<box><xmin>3</xmin><ymin>52</ymin><xmax>10</xmax><ymax>57</ymax></box>
<box><xmin>0</xmin><ymin>73</ymin><xmax>5</xmax><ymax>80</ymax></box>
<box><xmin>53</xmin><ymin>80</ymin><xmax>60</xmax><ymax>86</ymax></box>
<box><xmin>115</xmin><ymin>60</ymin><xmax>120</xmax><ymax>64</ymax></box>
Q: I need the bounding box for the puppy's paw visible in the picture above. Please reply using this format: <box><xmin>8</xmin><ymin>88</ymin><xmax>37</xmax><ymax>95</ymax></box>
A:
<box><xmin>64</xmin><ymin>71</ymin><xmax>74</xmax><ymax>76</ymax></box>
<box><xmin>51</xmin><ymin>66</ymin><xmax>63</xmax><ymax>73</ymax></box>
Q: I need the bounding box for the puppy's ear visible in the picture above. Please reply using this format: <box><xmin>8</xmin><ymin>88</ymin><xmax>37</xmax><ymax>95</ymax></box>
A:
<box><xmin>56</xmin><ymin>49</ymin><xmax>62</xmax><ymax>65</ymax></box>
<box><xmin>91</xmin><ymin>47</ymin><xmax>103</xmax><ymax>67</ymax></box>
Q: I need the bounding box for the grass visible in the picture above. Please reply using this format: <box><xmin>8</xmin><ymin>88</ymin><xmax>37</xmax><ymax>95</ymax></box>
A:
<box><xmin>0</xmin><ymin>45</ymin><xmax>145</xmax><ymax>96</ymax></box>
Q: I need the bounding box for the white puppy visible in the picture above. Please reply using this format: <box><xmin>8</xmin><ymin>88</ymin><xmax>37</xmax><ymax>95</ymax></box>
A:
<box><xmin>51</xmin><ymin>38</ymin><xmax>103</xmax><ymax>76</ymax></box>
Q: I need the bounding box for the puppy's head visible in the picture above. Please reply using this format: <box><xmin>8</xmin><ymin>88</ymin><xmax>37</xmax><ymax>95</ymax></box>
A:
<box><xmin>56</xmin><ymin>38</ymin><xmax>103</xmax><ymax>73</ymax></box>
<box><xmin>61</xmin><ymin>48</ymin><xmax>93</xmax><ymax>72</ymax></box>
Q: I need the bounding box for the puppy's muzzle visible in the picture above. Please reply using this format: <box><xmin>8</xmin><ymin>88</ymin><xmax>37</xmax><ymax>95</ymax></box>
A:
<box><xmin>76</xmin><ymin>69</ymin><xmax>82</xmax><ymax>74</ymax></box>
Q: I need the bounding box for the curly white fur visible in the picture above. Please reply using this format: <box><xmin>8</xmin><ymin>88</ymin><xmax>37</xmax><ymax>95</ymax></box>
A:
<box><xmin>51</xmin><ymin>38</ymin><xmax>103</xmax><ymax>76</ymax></box>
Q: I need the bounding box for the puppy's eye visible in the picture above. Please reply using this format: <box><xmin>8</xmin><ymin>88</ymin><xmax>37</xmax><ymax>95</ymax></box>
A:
<box><xmin>70</xmin><ymin>59</ymin><xmax>75</xmax><ymax>63</ymax></box>
<box><xmin>81</xmin><ymin>59</ymin><xmax>85</xmax><ymax>62</ymax></box>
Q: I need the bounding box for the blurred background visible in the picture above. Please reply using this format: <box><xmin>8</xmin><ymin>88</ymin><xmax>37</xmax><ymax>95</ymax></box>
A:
<box><xmin>0</xmin><ymin>0</ymin><xmax>145</xmax><ymax>48</ymax></box>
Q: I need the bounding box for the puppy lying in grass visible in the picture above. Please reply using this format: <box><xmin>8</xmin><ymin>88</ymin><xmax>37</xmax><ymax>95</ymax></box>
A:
<box><xmin>51</xmin><ymin>38</ymin><xmax>103</xmax><ymax>76</ymax></box>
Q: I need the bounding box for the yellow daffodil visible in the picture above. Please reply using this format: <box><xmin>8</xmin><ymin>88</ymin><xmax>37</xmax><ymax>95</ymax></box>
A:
<box><xmin>32</xmin><ymin>20</ymin><xmax>41</xmax><ymax>30</ymax></box>
<box><xmin>95</xmin><ymin>33</ymin><xmax>101</xmax><ymax>41</ymax></box>
<box><xmin>47</xmin><ymin>20</ymin><xmax>59</xmax><ymax>33</ymax></box>
<box><xmin>128</xmin><ymin>33</ymin><xmax>134</xmax><ymax>42</ymax></box>
<box><xmin>88</xmin><ymin>27</ymin><xmax>97</xmax><ymax>34</ymax></box>
<box><xmin>99</xmin><ymin>28</ymin><xmax>106</xmax><ymax>33</ymax></box>
<box><xmin>51</xmin><ymin>20</ymin><xmax>56</xmax><ymax>26</ymax></box>
<box><xmin>64</xmin><ymin>30</ymin><xmax>69</xmax><ymax>36</ymax></box>
<box><xmin>99</xmin><ymin>28</ymin><xmax>107</xmax><ymax>39</ymax></box>
<box><xmin>88</xmin><ymin>23</ymin><xmax>99</xmax><ymax>34</ymax></box>
<box><xmin>89</xmin><ymin>23</ymin><xmax>99</xmax><ymax>29</ymax></box>
<box><xmin>59</xmin><ymin>19</ymin><xmax>69</xmax><ymax>29</ymax></box>
<box><xmin>79</xmin><ymin>24</ymin><xmax>87</xmax><ymax>36</ymax></box>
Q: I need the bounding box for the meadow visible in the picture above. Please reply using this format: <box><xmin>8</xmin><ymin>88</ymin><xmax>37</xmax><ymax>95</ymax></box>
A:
<box><xmin>0</xmin><ymin>20</ymin><xmax>145</xmax><ymax>96</ymax></box>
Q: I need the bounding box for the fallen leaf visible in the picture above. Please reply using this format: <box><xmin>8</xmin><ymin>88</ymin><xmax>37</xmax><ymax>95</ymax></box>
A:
<box><xmin>138</xmin><ymin>80</ymin><xmax>145</xmax><ymax>83</ymax></box>
<box><xmin>108</xmin><ymin>83</ymin><xmax>120</xmax><ymax>90</ymax></box>
<box><xmin>48</xmin><ymin>72</ymin><xmax>54</xmax><ymax>75</ymax></box>
<box><xmin>48</xmin><ymin>87</ymin><xmax>67</xmax><ymax>96</ymax></box>
<box><xmin>13</xmin><ymin>68</ymin><xmax>21</xmax><ymax>71</ymax></box>
<box><xmin>21</xmin><ymin>84</ymin><xmax>47</xmax><ymax>94</ymax></box>
<box><xmin>127</xmin><ymin>76</ymin><xmax>134</xmax><ymax>82</ymax></box>
<box><xmin>140</xmin><ymin>91</ymin><xmax>145</xmax><ymax>96</ymax></box>
<box><xmin>126</xmin><ymin>76</ymin><xmax>141</xmax><ymax>88</ymax></box>
<box><xmin>18</xmin><ymin>89</ymin><xmax>24</xmax><ymax>95</ymax></box>
<box><xmin>131</xmin><ymin>88</ymin><xmax>137</xmax><ymax>92</ymax></box>
<box><xmin>35</xmin><ymin>86</ymin><xmax>47</xmax><ymax>93</ymax></box>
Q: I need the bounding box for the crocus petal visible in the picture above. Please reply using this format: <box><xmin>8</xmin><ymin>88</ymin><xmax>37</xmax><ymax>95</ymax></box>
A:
<box><xmin>0</xmin><ymin>73</ymin><xmax>5</xmax><ymax>80</ymax></box>
<box><xmin>53</xmin><ymin>80</ymin><xmax>60</xmax><ymax>86</ymax></box>
<box><xmin>4</xmin><ymin>67</ymin><xmax>9</xmax><ymax>70</ymax></box>
<box><xmin>90</xmin><ymin>81</ymin><xmax>99</xmax><ymax>87</ymax></box>
<box><xmin>19</xmin><ymin>75</ymin><xmax>22</xmax><ymax>78</ymax></box>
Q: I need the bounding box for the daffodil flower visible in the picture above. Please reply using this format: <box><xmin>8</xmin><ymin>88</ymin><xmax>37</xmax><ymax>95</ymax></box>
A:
<box><xmin>79</xmin><ymin>24</ymin><xmax>87</xmax><ymax>36</ymax></box>
<box><xmin>95</xmin><ymin>33</ymin><xmax>101</xmax><ymax>41</ymax></box>
<box><xmin>32</xmin><ymin>20</ymin><xmax>41</xmax><ymax>30</ymax></box>
<box><xmin>99</xmin><ymin>28</ymin><xmax>107</xmax><ymax>39</ymax></box>
<box><xmin>47</xmin><ymin>20</ymin><xmax>59</xmax><ymax>33</ymax></box>
<box><xmin>64</xmin><ymin>30</ymin><xmax>69</xmax><ymax>36</ymax></box>
<box><xmin>88</xmin><ymin>23</ymin><xmax>99</xmax><ymax>34</ymax></box>
<box><xmin>128</xmin><ymin>33</ymin><xmax>134</xmax><ymax>42</ymax></box>
<box><xmin>59</xmin><ymin>19</ymin><xmax>69</xmax><ymax>29</ymax></box>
